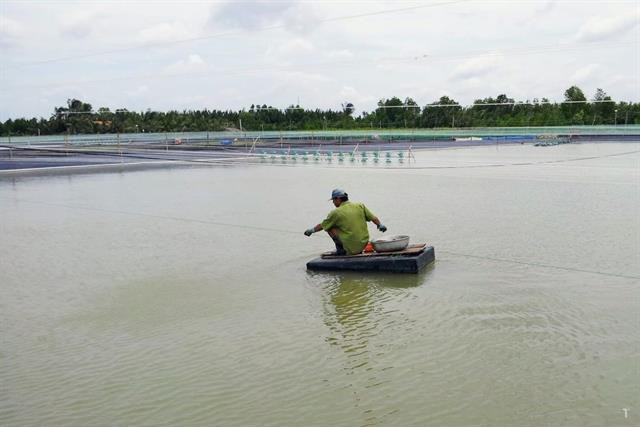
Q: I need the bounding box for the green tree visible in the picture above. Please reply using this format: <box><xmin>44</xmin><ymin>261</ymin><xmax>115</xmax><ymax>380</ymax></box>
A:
<box><xmin>592</xmin><ymin>88</ymin><xmax>614</xmax><ymax>124</ymax></box>
<box><xmin>53</xmin><ymin>98</ymin><xmax>94</xmax><ymax>134</ymax></box>
<box><xmin>403</xmin><ymin>97</ymin><xmax>419</xmax><ymax>128</ymax></box>
<box><xmin>342</xmin><ymin>102</ymin><xmax>354</xmax><ymax>116</ymax></box>
<box><xmin>374</xmin><ymin>97</ymin><xmax>404</xmax><ymax>128</ymax></box>
<box><xmin>562</xmin><ymin>85</ymin><xmax>587</xmax><ymax>121</ymax></box>
<box><xmin>422</xmin><ymin>96</ymin><xmax>460</xmax><ymax>128</ymax></box>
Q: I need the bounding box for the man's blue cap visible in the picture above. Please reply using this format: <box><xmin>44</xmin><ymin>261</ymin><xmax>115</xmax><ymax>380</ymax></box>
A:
<box><xmin>329</xmin><ymin>188</ymin><xmax>347</xmax><ymax>200</ymax></box>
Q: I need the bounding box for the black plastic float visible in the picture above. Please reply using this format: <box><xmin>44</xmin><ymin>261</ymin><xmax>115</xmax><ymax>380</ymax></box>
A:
<box><xmin>306</xmin><ymin>244</ymin><xmax>435</xmax><ymax>274</ymax></box>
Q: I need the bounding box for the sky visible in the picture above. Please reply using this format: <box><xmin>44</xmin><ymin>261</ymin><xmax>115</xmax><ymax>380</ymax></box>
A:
<box><xmin>0</xmin><ymin>0</ymin><xmax>639</xmax><ymax>120</ymax></box>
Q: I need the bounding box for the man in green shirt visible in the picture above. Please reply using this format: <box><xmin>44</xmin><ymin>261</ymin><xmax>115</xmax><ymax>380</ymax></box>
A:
<box><xmin>304</xmin><ymin>189</ymin><xmax>387</xmax><ymax>255</ymax></box>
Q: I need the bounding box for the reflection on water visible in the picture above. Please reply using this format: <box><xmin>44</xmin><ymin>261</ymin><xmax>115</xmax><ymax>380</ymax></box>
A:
<box><xmin>322</xmin><ymin>272</ymin><xmax>426</xmax><ymax>365</ymax></box>
<box><xmin>323</xmin><ymin>273</ymin><xmax>424</xmax><ymax>360</ymax></box>
<box><xmin>325</xmin><ymin>276</ymin><xmax>378</xmax><ymax>361</ymax></box>
<box><xmin>317</xmin><ymin>271</ymin><xmax>430</xmax><ymax>425</ymax></box>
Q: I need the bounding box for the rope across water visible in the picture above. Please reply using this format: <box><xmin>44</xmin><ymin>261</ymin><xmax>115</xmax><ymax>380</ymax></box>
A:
<box><xmin>11</xmin><ymin>198</ymin><xmax>639</xmax><ymax>281</ymax></box>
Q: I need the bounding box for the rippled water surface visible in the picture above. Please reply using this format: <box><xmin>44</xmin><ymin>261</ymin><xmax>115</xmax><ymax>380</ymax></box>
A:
<box><xmin>1</xmin><ymin>143</ymin><xmax>639</xmax><ymax>426</ymax></box>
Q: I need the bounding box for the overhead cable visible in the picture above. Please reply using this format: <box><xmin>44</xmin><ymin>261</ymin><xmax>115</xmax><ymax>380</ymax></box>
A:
<box><xmin>10</xmin><ymin>0</ymin><xmax>472</xmax><ymax>68</ymax></box>
<box><xmin>8</xmin><ymin>39</ymin><xmax>635</xmax><ymax>91</ymax></box>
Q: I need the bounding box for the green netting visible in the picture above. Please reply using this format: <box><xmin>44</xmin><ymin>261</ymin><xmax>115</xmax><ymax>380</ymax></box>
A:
<box><xmin>1</xmin><ymin>125</ymin><xmax>639</xmax><ymax>145</ymax></box>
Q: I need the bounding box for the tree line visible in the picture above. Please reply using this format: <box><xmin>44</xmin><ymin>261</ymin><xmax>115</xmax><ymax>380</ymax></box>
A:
<box><xmin>1</xmin><ymin>86</ymin><xmax>638</xmax><ymax>136</ymax></box>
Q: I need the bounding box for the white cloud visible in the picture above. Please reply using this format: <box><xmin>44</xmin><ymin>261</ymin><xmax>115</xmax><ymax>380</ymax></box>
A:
<box><xmin>338</xmin><ymin>86</ymin><xmax>375</xmax><ymax>111</ymax></box>
<box><xmin>210</xmin><ymin>1</ymin><xmax>292</xmax><ymax>30</ymax></box>
<box><xmin>164</xmin><ymin>54</ymin><xmax>208</xmax><ymax>74</ymax></box>
<box><xmin>125</xmin><ymin>85</ymin><xmax>149</xmax><ymax>97</ymax></box>
<box><xmin>570</xmin><ymin>64</ymin><xmax>600</xmax><ymax>83</ymax></box>
<box><xmin>574</xmin><ymin>14</ymin><xmax>639</xmax><ymax>42</ymax></box>
<box><xmin>0</xmin><ymin>17</ymin><xmax>23</xmax><ymax>49</ymax></box>
<box><xmin>456</xmin><ymin>77</ymin><xmax>484</xmax><ymax>91</ymax></box>
<box><xmin>1</xmin><ymin>0</ymin><xmax>639</xmax><ymax>120</ymax></box>
<box><xmin>174</xmin><ymin>94</ymin><xmax>208</xmax><ymax>109</ymax></box>
<box><xmin>61</xmin><ymin>12</ymin><xmax>97</xmax><ymax>39</ymax></box>
<box><xmin>534</xmin><ymin>1</ymin><xmax>556</xmax><ymax>16</ymax></box>
<box><xmin>138</xmin><ymin>22</ymin><xmax>193</xmax><ymax>45</ymax></box>
<box><xmin>279</xmin><ymin>70</ymin><xmax>331</xmax><ymax>84</ymax></box>
<box><xmin>339</xmin><ymin>85</ymin><xmax>358</xmax><ymax>99</ymax></box>
<box><xmin>326</xmin><ymin>49</ymin><xmax>354</xmax><ymax>60</ymax></box>
<box><xmin>273</xmin><ymin>38</ymin><xmax>315</xmax><ymax>56</ymax></box>
<box><xmin>281</xmin><ymin>3</ymin><xmax>320</xmax><ymax>35</ymax></box>
<box><xmin>603</xmin><ymin>74</ymin><xmax>639</xmax><ymax>100</ymax></box>
<box><xmin>209</xmin><ymin>0</ymin><xmax>319</xmax><ymax>34</ymax></box>
<box><xmin>451</xmin><ymin>54</ymin><xmax>504</xmax><ymax>80</ymax></box>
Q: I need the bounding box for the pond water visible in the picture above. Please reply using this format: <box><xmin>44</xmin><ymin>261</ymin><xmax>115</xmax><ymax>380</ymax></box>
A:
<box><xmin>1</xmin><ymin>142</ymin><xmax>638</xmax><ymax>426</ymax></box>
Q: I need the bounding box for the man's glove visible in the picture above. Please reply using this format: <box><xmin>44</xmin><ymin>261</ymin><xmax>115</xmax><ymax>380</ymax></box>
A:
<box><xmin>377</xmin><ymin>224</ymin><xmax>387</xmax><ymax>232</ymax></box>
<box><xmin>304</xmin><ymin>228</ymin><xmax>315</xmax><ymax>236</ymax></box>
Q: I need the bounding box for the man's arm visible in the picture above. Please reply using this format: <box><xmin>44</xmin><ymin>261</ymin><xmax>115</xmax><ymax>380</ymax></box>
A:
<box><xmin>304</xmin><ymin>223</ymin><xmax>323</xmax><ymax>236</ymax></box>
<box><xmin>363</xmin><ymin>205</ymin><xmax>385</xmax><ymax>231</ymax></box>
<box><xmin>371</xmin><ymin>216</ymin><xmax>387</xmax><ymax>232</ymax></box>
<box><xmin>306</xmin><ymin>210</ymin><xmax>338</xmax><ymax>236</ymax></box>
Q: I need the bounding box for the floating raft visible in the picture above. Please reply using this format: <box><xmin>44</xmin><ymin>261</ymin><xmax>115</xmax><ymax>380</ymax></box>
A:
<box><xmin>306</xmin><ymin>244</ymin><xmax>435</xmax><ymax>274</ymax></box>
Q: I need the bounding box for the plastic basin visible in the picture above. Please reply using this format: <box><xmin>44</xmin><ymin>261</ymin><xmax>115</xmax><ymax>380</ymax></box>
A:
<box><xmin>371</xmin><ymin>235</ymin><xmax>410</xmax><ymax>252</ymax></box>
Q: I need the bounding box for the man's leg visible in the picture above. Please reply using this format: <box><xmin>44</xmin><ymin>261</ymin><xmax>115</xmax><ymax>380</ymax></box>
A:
<box><xmin>326</xmin><ymin>228</ymin><xmax>347</xmax><ymax>256</ymax></box>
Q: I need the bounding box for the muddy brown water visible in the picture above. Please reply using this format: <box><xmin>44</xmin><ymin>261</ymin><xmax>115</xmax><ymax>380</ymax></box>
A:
<box><xmin>1</xmin><ymin>142</ymin><xmax>638</xmax><ymax>426</ymax></box>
